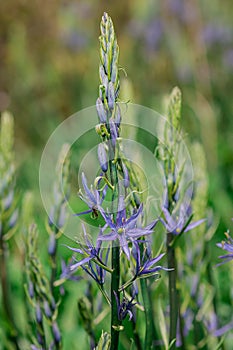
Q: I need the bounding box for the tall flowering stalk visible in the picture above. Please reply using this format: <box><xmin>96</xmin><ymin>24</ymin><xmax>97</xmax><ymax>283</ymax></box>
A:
<box><xmin>25</xmin><ymin>144</ymin><xmax>70</xmax><ymax>349</ymax></box>
<box><xmin>156</xmin><ymin>88</ymin><xmax>204</xmax><ymax>348</ymax></box>
<box><xmin>61</xmin><ymin>13</ymin><xmax>169</xmax><ymax>350</ymax></box>
<box><xmin>25</xmin><ymin>224</ymin><xmax>62</xmax><ymax>350</ymax></box>
<box><xmin>47</xmin><ymin>143</ymin><xmax>70</xmax><ymax>291</ymax></box>
<box><xmin>157</xmin><ymin>88</ymin><xmax>183</xmax><ymax>348</ymax></box>
<box><xmin>96</xmin><ymin>13</ymin><xmax>165</xmax><ymax>349</ymax></box>
<box><xmin>96</xmin><ymin>13</ymin><xmax>121</xmax><ymax>349</ymax></box>
<box><xmin>0</xmin><ymin>111</ymin><xmax>20</xmax><ymax>349</ymax></box>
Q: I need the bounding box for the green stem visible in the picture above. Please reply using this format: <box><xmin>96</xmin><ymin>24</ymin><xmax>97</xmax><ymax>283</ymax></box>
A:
<box><xmin>50</xmin><ymin>250</ymin><xmax>57</xmax><ymax>291</ymax></box>
<box><xmin>205</xmin><ymin>245</ymin><xmax>225</xmax><ymax>350</ymax></box>
<box><xmin>193</xmin><ymin>318</ymin><xmax>207</xmax><ymax>350</ymax></box>
<box><xmin>111</xmin><ymin>244</ymin><xmax>121</xmax><ymax>349</ymax></box>
<box><xmin>94</xmin><ymin>257</ymin><xmax>114</xmax><ymax>273</ymax></box>
<box><xmin>167</xmin><ymin>232</ymin><xmax>178</xmax><ymax>350</ymax></box>
<box><xmin>140</xmin><ymin>278</ymin><xmax>153</xmax><ymax>350</ymax></box>
<box><xmin>0</xmin><ymin>236</ymin><xmax>20</xmax><ymax>350</ymax></box>
<box><xmin>109</xmin><ymin>145</ymin><xmax>121</xmax><ymax>350</ymax></box>
<box><xmin>132</xmin><ymin>317</ymin><xmax>143</xmax><ymax>350</ymax></box>
<box><xmin>148</xmin><ymin>286</ymin><xmax>162</xmax><ymax>350</ymax></box>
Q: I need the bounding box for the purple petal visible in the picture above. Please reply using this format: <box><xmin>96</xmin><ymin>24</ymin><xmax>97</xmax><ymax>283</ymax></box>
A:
<box><xmin>70</xmin><ymin>256</ymin><xmax>93</xmax><ymax>271</ymax></box>
<box><xmin>162</xmin><ymin>207</ymin><xmax>176</xmax><ymax>229</ymax></box>
<box><xmin>63</xmin><ymin>245</ymin><xmax>84</xmax><ymax>255</ymax></box>
<box><xmin>213</xmin><ymin>320</ymin><xmax>233</xmax><ymax>337</ymax></box>
<box><xmin>132</xmin><ymin>242</ymin><xmax>140</xmax><ymax>273</ymax></box>
<box><xmin>119</xmin><ymin>235</ymin><xmax>130</xmax><ymax>260</ymax></box>
<box><xmin>141</xmin><ymin>266</ymin><xmax>167</xmax><ymax>275</ymax></box>
<box><xmin>218</xmin><ymin>253</ymin><xmax>233</xmax><ymax>260</ymax></box>
<box><xmin>125</xmin><ymin>204</ymin><xmax>143</xmax><ymax>229</ymax></box>
<box><xmin>144</xmin><ymin>219</ymin><xmax>158</xmax><ymax>231</ymax></box>
<box><xmin>98</xmin><ymin>207</ymin><xmax>115</xmax><ymax>229</ymax></box>
<box><xmin>127</xmin><ymin>310</ymin><xmax>133</xmax><ymax>321</ymax></box>
<box><xmin>184</xmin><ymin>218</ymin><xmax>206</xmax><ymax>232</ymax></box>
<box><xmin>221</xmin><ymin>242</ymin><xmax>233</xmax><ymax>253</ymax></box>
<box><xmin>127</xmin><ymin>227</ymin><xmax>153</xmax><ymax>238</ymax></box>
<box><xmin>82</xmin><ymin>227</ymin><xmax>95</xmax><ymax>253</ymax></box>
<box><xmin>117</xmin><ymin>195</ymin><xmax>126</xmax><ymax>224</ymax></box>
<box><xmin>98</xmin><ymin>231</ymin><xmax>118</xmax><ymax>242</ymax></box>
<box><xmin>81</xmin><ymin>172</ymin><xmax>96</xmax><ymax>204</ymax></box>
<box><xmin>74</xmin><ymin>209</ymin><xmax>92</xmax><ymax>216</ymax></box>
<box><xmin>143</xmin><ymin>253</ymin><xmax>166</xmax><ymax>269</ymax></box>
<box><xmin>95</xmin><ymin>189</ymin><xmax>102</xmax><ymax>207</ymax></box>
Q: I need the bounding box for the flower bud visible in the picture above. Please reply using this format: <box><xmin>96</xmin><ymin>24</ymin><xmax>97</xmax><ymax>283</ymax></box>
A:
<box><xmin>52</xmin><ymin>322</ymin><xmax>62</xmax><ymax>344</ymax></box>
<box><xmin>122</xmin><ymin>162</ymin><xmax>129</xmax><ymax>188</ymax></box>
<box><xmin>96</xmin><ymin>98</ymin><xmax>107</xmax><ymax>124</ymax></box>
<box><xmin>8</xmin><ymin>209</ymin><xmax>18</xmax><ymax>229</ymax></box>
<box><xmin>78</xmin><ymin>297</ymin><xmax>92</xmax><ymax>333</ymax></box>
<box><xmin>48</xmin><ymin>207</ymin><xmax>55</xmax><ymax>227</ymax></box>
<box><xmin>36</xmin><ymin>303</ymin><xmax>42</xmax><ymax>324</ymax></box>
<box><xmin>58</xmin><ymin>203</ymin><xmax>66</xmax><ymax>228</ymax></box>
<box><xmin>99</xmin><ymin>66</ymin><xmax>106</xmax><ymax>85</ymax></box>
<box><xmin>109</xmin><ymin>119</ymin><xmax>118</xmax><ymax>146</ymax></box>
<box><xmin>43</xmin><ymin>300</ymin><xmax>52</xmax><ymax>318</ymax></box>
<box><xmin>111</xmin><ymin>64</ymin><xmax>118</xmax><ymax>85</ymax></box>
<box><xmin>108</xmin><ymin>82</ymin><xmax>115</xmax><ymax>110</ymax></box>
<box><xmin>98</xmin><ymin>143</ymin><xmax>108</xmax><ymax>172</ymax></box>
<box><xmin>48</xmin><ymin>233</ymin><xmax>56</xmax><ymax>256</ymax></box>
<box><xmin>31</xmin><ymin>345</ymin><xmax>40</xmax><ymax>350</ymax></box>
<box><xmin>115</xmin><ymin>104</ymin><xmax>121</xmax><ymax>127</ymax></box>
<box><xmin>95</xmin><ymin>331</ymin><xmax>111</xmax><ymax>350</ymax></box>
<box><xmin>2</xmin><ymin>190</ymin><xmax>14</xmax><ymax>211</ymax></box>
<box><xmin>36</xmin><ymin>332</ymin><xmax>44</xmax><ymax>346</ymax></box>
<box><xmin>28</xmin><ymin>280</ymin><xmax>35</xmax><ymax>299</ymax></box>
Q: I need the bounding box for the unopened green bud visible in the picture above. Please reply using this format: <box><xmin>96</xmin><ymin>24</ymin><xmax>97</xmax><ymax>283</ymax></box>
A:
<box><xmin>0</xmin><ymin>111</ymin><xmax>14</xmax><ymax>163</ymax></box>
<box><xmin>95</xmin><ymin>331</ymin><xmax>111</xmax><ymax>350</ymax></box>
<box><xmin>77</xmin><ymin>297</ymin><xmax>93</xmax><ymax>334</ymax></box>
<box><xmin>167</xmin><ymin>87</ymin><xmax>182</xmax><ymax>130</ymax></box>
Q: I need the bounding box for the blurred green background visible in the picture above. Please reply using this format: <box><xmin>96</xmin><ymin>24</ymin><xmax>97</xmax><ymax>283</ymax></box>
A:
<box><xmin>1</xmin><ymin>1</ymin><xmax>233</xmax><ymax>349</ymax></box>
<box><xmin>0</xmin><ymin>0</ymin><xmax>232</xmax><ymax>234</ymax></box>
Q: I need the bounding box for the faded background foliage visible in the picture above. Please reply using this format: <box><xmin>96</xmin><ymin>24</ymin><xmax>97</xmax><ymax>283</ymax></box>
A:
<box><xmin>0</xmin><ymin>1</ymin><xmax>233</xmax><ymax>348</ymax></box>
<box><xmin>1</xmin><ymin>0</ymin><xmax>232</xmax><ymax>232</ymax></box>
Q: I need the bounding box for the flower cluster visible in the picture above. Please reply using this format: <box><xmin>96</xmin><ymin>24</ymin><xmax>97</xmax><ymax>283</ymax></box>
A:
<box><xmin>58</xmin><ymin>12</ymin><xmax>225</xmax><ymax>350</ymax></box>
<box><xmin>217</xmin><ymin>230</ymin><xmax>233</xmax><ymax>265</ymax></box>
<box><xmin>60</xmin><ymin>16</ymin><xmax>170</xmax><ymax>348</ymax></box>
<box><xmin>25</xmin><ymin>224</ymin><xmax>62</xmax><ymax>350</ymax></box>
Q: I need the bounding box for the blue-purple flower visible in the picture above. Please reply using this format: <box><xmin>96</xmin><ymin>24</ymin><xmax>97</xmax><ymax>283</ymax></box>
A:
<box><xmin>76</xmin><ymin>172</ymin><xmax>106</xmax><ymax>217</ymax></box>
<box><xmin>114</xmin><ymin>291</ymin><xmax>137</xmax><ymax>322</ymax></box>
<box><xmin>160</xmin><ymin>205</ymin><xmax>205</xmax><ymax>236</ymax></box>
<box><xmin>97</xmin><ymin>196</ymin><xmax>158</xmax><ymax>260</ymax></box>
<box><xmin>62</xmin><ymin>224</ymin><xmax>110</xmax><ymax>285</ymax></box>
<box><xmin>60</xmin><ymin>259</ymin><xmax>82</xmax><ymax>283</ymax></box>
<box><xmin>216</xmin><ymin>231</ymin><xmax>233</xmax><ymax>265</ymax></box>
<box><xmin>132</xmin><ymin>241</ymin><xmax>170</xmax><ymax>279</ymax></box>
